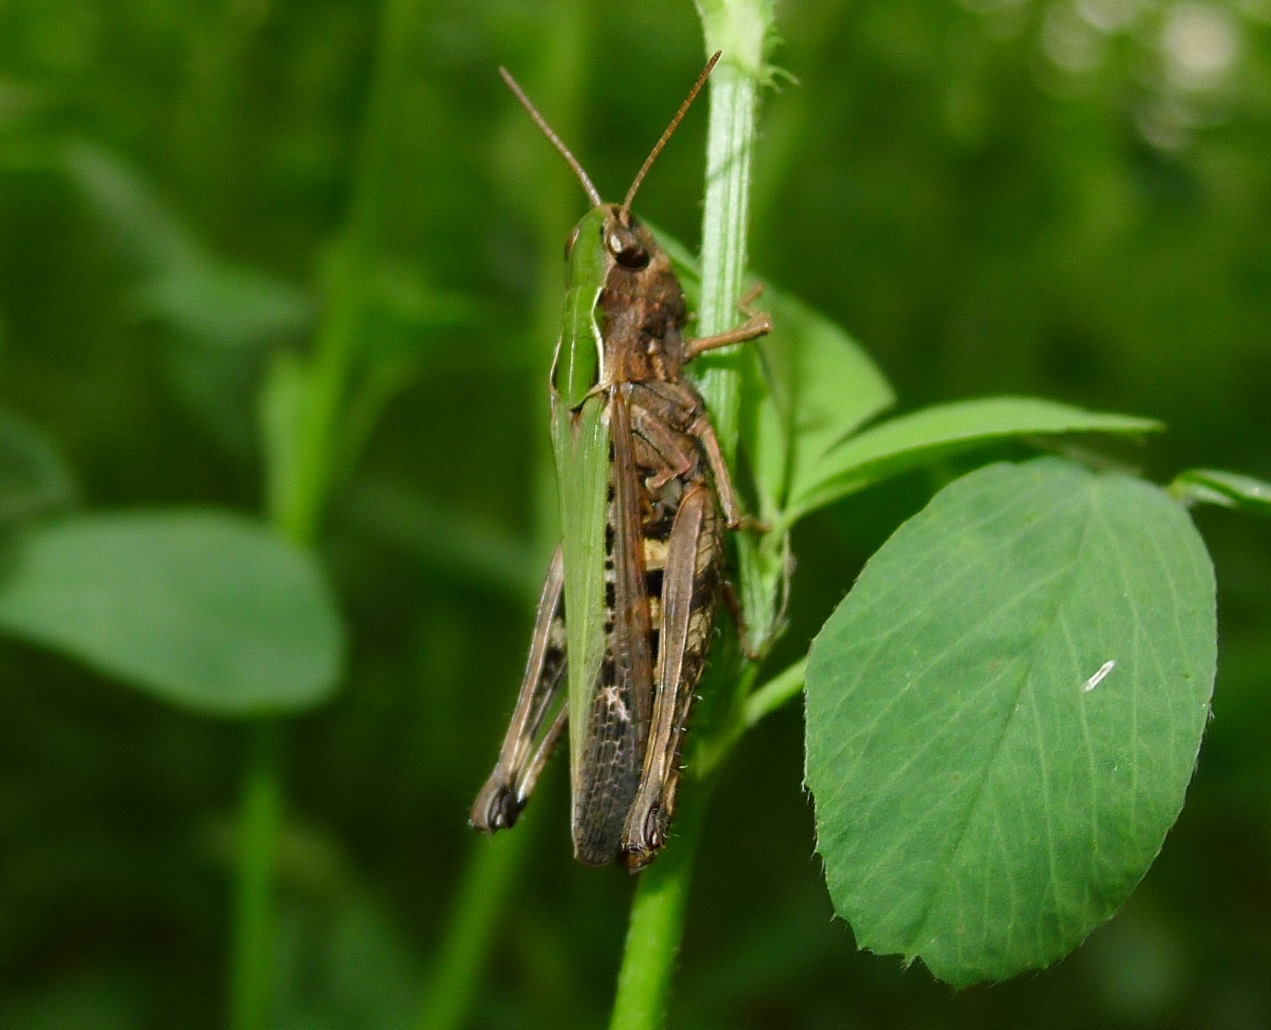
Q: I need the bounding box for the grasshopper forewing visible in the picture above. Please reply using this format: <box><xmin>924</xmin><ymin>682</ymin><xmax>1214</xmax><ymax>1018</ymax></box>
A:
<box><xmin>471</xmin><ymin>52</ymin><xmax>771</xmax><ymax>870</ymax></box>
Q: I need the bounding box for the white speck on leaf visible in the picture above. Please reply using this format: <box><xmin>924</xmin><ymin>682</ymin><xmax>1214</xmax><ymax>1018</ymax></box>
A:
<box><xmin>1082</xmin><ymin>659</ymin><xmax>1116</xmax><ymax>693</ymax></box>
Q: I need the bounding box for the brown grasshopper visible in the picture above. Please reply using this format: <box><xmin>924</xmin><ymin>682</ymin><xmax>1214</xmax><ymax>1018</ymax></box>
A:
<box><xmin>471</xmin><ymin>52</ymin><xmax>771</xmax><ymax>871</ymax></box>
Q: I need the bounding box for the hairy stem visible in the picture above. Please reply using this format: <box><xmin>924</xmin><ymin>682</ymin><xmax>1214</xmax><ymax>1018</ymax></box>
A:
<box><xmin>607</xmin><ymin>5</ymin><xmax>774</xmax><ymax>1026</ymax></box>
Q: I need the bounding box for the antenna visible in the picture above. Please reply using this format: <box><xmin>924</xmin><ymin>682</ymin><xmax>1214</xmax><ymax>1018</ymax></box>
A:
<box><xmin>621</xmin><ymin>51</ymin><xmax>721</xmax><ymax>219</ymax></box>
<box><xmin>499</xmin><ymin>67</ymin><xmax>603</xmax><ymax>208</ymax></box>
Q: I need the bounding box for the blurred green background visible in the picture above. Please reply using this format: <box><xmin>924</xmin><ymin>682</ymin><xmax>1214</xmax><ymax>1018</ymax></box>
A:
<box><xmin>2</xmin><ymin>0</ymin><xmax>1269</xmax><ymax>1027</ymax></box>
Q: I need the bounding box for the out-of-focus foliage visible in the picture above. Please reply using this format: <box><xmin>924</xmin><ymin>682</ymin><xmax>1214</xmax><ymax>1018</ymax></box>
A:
<box><xmin>0</xmin><ymin>0</ymin><xmax>1267</xmax><ymax>1027</ymax></box>
<box><xmin>0</xmin><ymin>511</ymin><xmax>343</xmax><ymax>714</ymax></box>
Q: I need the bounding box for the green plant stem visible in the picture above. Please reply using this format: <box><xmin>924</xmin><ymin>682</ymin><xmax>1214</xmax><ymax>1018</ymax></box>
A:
<box><xmin>277</xmin><ymin>0</ymin><xmax>424</xmax><ymax>540</ymax></box>
<box><xmin>694</xmin><ymin>0</ymin><xmax>772</xmax><ymax>444</ymax></box>
<box><xmin>414</xmin><ymin>828</ymin><xmax>536</xmax><ymax>1030</ymax></box>
<box><xmin>609</xmin><ymin>654</ymin><xmax>760</xmax><ymax>1030</ymax></box>
<box><xmin>743</xmin><ymin>656</ymin><xmax>807</xmax><ymax>728</ymax></box>
<box><xmin>695</xmin><ymin>57</ymin><xmax>760</xmax><ymax>451</ymax></box>
<box><xmin>608</xmin><ymin>12</ymin><xmax>773</xmax><ymax>1025</ymax></box>
<box><xmin>228</xmin><ymin>220</ymin><xmax>357</xmax><ymax>1030</ymax></box>
<box><xmin>277</xmin><ymin>269</ymin><xmax>362</xmax><ymax>541</ymax></box>
<box><xmin>228</xmin><ymin>265</ymin><xmax>356</xmax><ymax>1030</ymax></box>
<box><xmin>608</xmin><ymin>788</ymin><xmax>707</xmax><ymax>1030</ymax></box>
<box><xmin>228</xmin><ymin>722</ymin><xmax>283</xmax><ymax>1030</ymax></box>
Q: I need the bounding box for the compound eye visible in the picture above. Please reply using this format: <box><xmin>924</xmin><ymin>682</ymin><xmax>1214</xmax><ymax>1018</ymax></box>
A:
<box><xmin>608</xmin><ymin>226</ymin><xmax>649</xmax><ymax>269</ymax></box>
<box><xmin>610</xmin><ymin>232</ymin><xmax>650</xmax><ymax>264</ymax></box>
<box><xmin>564</xmin><ymin>223</ymin><xmax>581</xmax><ymax>260</ymax></box>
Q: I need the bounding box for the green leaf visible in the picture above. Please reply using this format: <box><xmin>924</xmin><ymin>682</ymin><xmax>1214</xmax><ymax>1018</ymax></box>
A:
<box><xmin>63</xmin><ymin>139</ymin><xmax>311</xmax><ymax>348</ymax></box>
<box><xmin>735</xmin><ymin>288</ymin><xmax>892</xmax><ymax>649</ymax></box>
<box><xmin>0</xmin><ymin>510</ymin><xmax>345</xmax><ymax>716</ymax></box>
<box><xmin>0</xmin><ymin>407</ymin><xmax>77</xmax><ymax>524</ymax></box>
<box><xmin>134</xmin><ymin>259</ymin><xmax>310</xmax><ymax>349</ymax></box>
<box><xmin>747</xmin><ymin>290</ymin><xmax>894</xmax><ymax>516</ymax></box>
<box><xmin>784</xmin><ymin>396</ymin><xmax>1161</xmax><ymax>527</ymax></box>
<box><xmin>804</xmin><ymin>458</ymin><xmax>1216</xmax><ymax>986</ymax></box>
<box><xmin>62</xmin><ymin>138</ymin><xmax>202</xmax><ymax>274</ymax></box>
<box><xmin>1171</xmin><ymin>467</ymin><xmax>1271</xmax><ymax>516</ymax></box>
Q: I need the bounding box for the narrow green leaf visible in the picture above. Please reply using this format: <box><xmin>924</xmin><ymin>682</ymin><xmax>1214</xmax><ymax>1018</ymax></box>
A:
<box><xmin>1171</xmin><ymin>467</ymin><xmax>1271</xmax><ymax>516</ymax></box>
<box><xmin>260</xmin><ymin>352</ymin><xmax>308</xmax><ymax>527</ymax></box>
<box><xmin>63</xmin><ymin>139</ymin><xmax>310</xmax><ymax>348</ymax></box>
<box><xmin>748</xmin><ymin>291</ymin><xmax>894</xmax><ymax>515</ymax></box>
<box><xmin>134</xmin><ymin>260</ymin><xmax>310</xmax><ymax>349</ymax></box>
<box><xmin>805</xmin><ymin>458</ymin><xmax>1216</xmax><ymax>986</ymax></box>
<box><xmin>732</xmin><ymin>280</ymin><xmax>894</xmax><ymax>648</ymax></box>
<box><xmin>785</xmin><ymin>397</ymin><xmax>1161</xmax><ymax>527</ymax></box>
<box><xmin>62</xmin><ymin>138</ymin><xmax>202</xmax><ymax>274</ymax></box>
<box><xmin>0</xmin><ymin>510</ymin><xmax>345</xmax><ymax>716</ymax></box>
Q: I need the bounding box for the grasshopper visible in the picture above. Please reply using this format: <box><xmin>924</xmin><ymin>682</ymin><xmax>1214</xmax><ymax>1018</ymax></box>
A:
<box><xmin>471</xmin><ymin>52</ymin><xmax>771</xmax><ymax>871</ymax></box>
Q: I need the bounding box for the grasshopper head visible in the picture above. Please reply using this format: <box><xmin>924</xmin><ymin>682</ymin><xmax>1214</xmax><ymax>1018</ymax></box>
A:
<box><xmin>584</xmin><ymin>205</ymin><xmax>689</xmax><ymax>386</ymax></box>
<box><xmin>601</xmin><ymin>207</ymin><xmax>652</xmax><ymax>270</ymax></box>
<box><xmin>563</xmin><ymin>204</ymin><xmax>650</xmax><ymax>269</ymax></box>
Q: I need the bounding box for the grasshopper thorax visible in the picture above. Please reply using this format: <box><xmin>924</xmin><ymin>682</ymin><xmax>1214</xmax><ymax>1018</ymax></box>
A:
<box><xmin>553</xmin><ymin>201</ymin><xmax>689</xmax><ymax>403</ymax></box>
<box><xmin>594</xmin><ymin>207</ymin><xmax>689</xmax><ymax>386</ymax></box>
